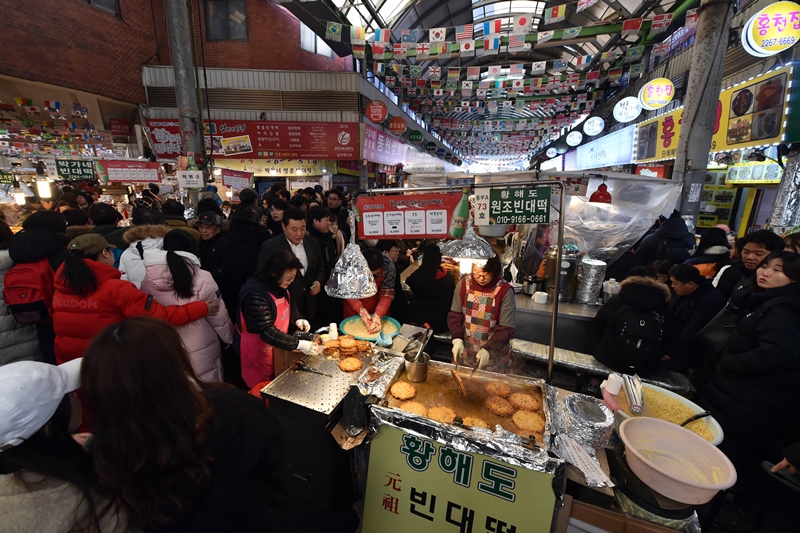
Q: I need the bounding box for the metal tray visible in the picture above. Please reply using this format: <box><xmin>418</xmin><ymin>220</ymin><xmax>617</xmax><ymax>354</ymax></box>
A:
<box><xmin>261</xmin><ymin>350</ymin><xmax>375</xmax><ymax>415</ymax></box>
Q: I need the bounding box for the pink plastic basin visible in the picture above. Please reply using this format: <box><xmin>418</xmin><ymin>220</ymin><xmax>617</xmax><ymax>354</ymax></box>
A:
<box><xmin>619</xmin><ymin>417</ymin><xmax>737</xmax><ymax>505</ymax></box>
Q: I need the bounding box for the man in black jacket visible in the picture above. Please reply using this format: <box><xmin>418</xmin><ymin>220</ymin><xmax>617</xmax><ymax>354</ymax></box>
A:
<box><xmin>325</xmin><ymin>188</ymin><xmax>350</xmax><ymax>243</ymax></box>
<box><xmin>88</xmin><ymin>202</ymin><xmax>128</xmax><ymax>249</ymax></box>
<box><xmin>257</xmin><ymin>208</ymin><xmax>325</xmax><ymax>327</ymax></box>
<box><xmin>663</xmin><ymin>264</ymin><xmax>725</xmax><ymax>371</ymax></box>
<box><xmin>634</xmin><ymin>210</ymin><xmax>694</xmax><ymax>266</ymax></box>
<box><xmin>197</xmin><ymin>211</ymin><xmax>230</xmax><ymax>288</ymax></box>
<box><xmin>307</xmin><ymin>206</ymin><xmax>339</xmax><ymax>326</ymax></box>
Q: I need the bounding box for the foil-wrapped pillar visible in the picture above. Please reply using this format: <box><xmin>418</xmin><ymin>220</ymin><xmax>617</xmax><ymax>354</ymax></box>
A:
<box><xmin>769</xmin><ymin>153</ymin><xmax>800</xmax><ymax>234</ymax></box>
<box><xmin>574</xmin><ymin>258</ymin><xmax>607</xmax><ymax>304</ymax></box>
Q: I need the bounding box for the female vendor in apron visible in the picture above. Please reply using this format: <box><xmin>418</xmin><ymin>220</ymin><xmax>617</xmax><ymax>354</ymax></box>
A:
<box><xmin>447</xmin><ymin>255</ymin><xmax>517</xmax><ymax>374</ymax></box>
<box><xmin>343</xmin><ymin>248</ymin><xmax>396</xmax><ymax>333</ymax></box>
<box><xmin>237</xmin><ymin>249</ymin><xmax>317</xmax><ymax>387</ymax></box>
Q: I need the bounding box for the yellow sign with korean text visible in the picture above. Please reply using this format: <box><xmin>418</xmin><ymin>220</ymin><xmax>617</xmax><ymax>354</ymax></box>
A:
<box><xmin>744</xmin><ymin>2</ymin><xmax>800</xmax><ymax>56</ymax></box>
<box><xmin>638</xmin><ymin>78</ymin><xmax>675</xmax><ymax>110</ymax></box>
<box><xmin>634</xmin><ymin>66</ymin><xmax>792</xmax><ymax>163</ymax></box>
<box><xmin>218</xmin><ymin>158</ymin><xmax>334</xmax><ymax>176</ymax></box>
<box><xmin>362</xmin><ymin>425</ymin><xmax>556</xmax><ymax>533</ymax></box>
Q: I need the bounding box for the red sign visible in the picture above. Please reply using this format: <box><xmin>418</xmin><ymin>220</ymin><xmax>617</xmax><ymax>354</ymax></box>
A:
<box><xmin>387</xmin><ymin>117</ymin><xmax>407</xmax><ymax>135</ymax></box>
<box><xmin>97</xmin><ymin>160</ymin><xmax>161</xmax><ymax>183</ymax></box>
<box><xmin>635</xmin><ymin>165</ymin><xmax>667</xmax><ymax>178</ymax></box>
<box><xmin>366</xmin><ymin>100</ymin><xmax>388</xmax><ymax>123</ymax></box>
<box><xmin>363</xmin><ymin>124</ymin><xmax>409</xmax><ymax>166</ymax></box>
<box><xmin>145</xmin><ymin>119</ymin><xmax>359</xmax><ymax>161</ymax></box>
<box><xmin>109</xmin><ymin>118</ymin><xmax>131</xmax><ymax>136</ymax></box>
<box><xmin>356</xmin><ymin>192</ymin><xmax>463</xmax><ymax>239</ymax></box>
<box><xmin>220</xmin><ymin>168</ymin><xmax>252</xmax><ymax>189</ymax></box>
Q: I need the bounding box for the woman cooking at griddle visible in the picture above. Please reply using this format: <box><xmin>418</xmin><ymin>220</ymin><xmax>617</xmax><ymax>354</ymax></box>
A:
<box><xmin>343</xmin><ymin>248</ymin><xmax>396</xmax><ymax>333</ymax></box>
<box><xmin>447</xmin><ymin>255</ymin><xmax>517</xmax><ymax>374</ymax></box>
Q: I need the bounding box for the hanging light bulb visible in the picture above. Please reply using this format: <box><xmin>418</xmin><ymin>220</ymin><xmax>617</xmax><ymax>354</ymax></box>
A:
<box><xmin>589</xmin><ymin>181</ymin><xmax>612</xmax><ymax>204</ymax></box>
<box><xmin>440</xmin><ymin>210</ymin><xmax>496</xmax><ymax>273</ymax></box>
<box><xmin>36</xmin><ymin>179</ymin><xmax>52</xmax><ymax>199</ymax></box>
<box><xmin>14</xmin><ymin>186</ymin><xmax>26</xmax><ymax>206</ymax></box>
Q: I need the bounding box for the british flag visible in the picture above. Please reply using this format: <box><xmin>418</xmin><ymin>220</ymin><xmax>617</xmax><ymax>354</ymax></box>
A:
<box><xmin>652</xmin><ymin>42</ymin><xmax>670</xmax><ymax>56</ymax></box>
<box><xmin>429</xmin><ymin>66</ymin><xmax>441</xmax><ymax>79</ymax></box>
<box><xmin>651</xmin><ymin>13</ymin><xmax>674</xmax><ymax>33</ymax></box>
<box><xmin>416</xmin><ymin>43</ymin><xmax>430</xmax><ymax>56</ymax></box>
<box><xmin>456</xmin><ymin>24</ymin><xmax>473</xmax><ymax>40</ymax></box>
<box><xmin>685</xmin><ymin>9</ymin><xmax>698</xmax><ymax>29</ymax></box>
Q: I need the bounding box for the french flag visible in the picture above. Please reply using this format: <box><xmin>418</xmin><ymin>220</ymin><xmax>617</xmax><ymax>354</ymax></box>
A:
<box><xmin>575</xmin><ymin>55</ymin><xmax>593</xmax><ymax>67</ymax></box>
<box><xmin>481</xmin><ymin>19</ymin><xmax>502</xmax><ymax>35</ymax></box>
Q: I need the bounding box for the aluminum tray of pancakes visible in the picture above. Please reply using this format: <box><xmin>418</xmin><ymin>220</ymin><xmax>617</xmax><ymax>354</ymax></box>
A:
<box><xmin>261</xmin><ymin>335</ymin><xmax>376</xmax><ymax>415</ymax></box>
<box><xmin>382</xmin><ymin>360</ymin><xmax>551</xmax><ymax>448</ymax></box>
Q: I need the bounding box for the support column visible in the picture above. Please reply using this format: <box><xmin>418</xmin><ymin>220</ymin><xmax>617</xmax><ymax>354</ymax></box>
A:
<box><xmin>164</xmin><ymin>0</ymin><xmax>203</xmax><ymax>158</ymax></box>
<box><xmin>769</xmin><ymin>151</ymin><xmax>800</xmax><ymax>234</ymax></box>
<box><xmin>673</xmin><ymin>0</ymin><xmax>735</xmax><ymax>222</ymax></box>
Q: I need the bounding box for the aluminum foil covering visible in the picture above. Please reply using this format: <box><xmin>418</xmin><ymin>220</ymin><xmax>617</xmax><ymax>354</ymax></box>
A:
<box><xmin>574</xmin><ymin>258</ymin><xmax>607</xmax><ymax>304</ymax></box>
<box><xmin>325</xmin><ymin>243</ymin><xmax>377</xmax><ymax>299</ymax></box>
<box><xmin>440</xmin><ymin>213</ymin><xmax>497</xmax><ymax>262</ymax></box>
<box><xmin>367</xmin><ymin>405</ymin><xmax>564</xmax><ymax>480</ymax></box>
<box><xmin>354</xmin><ymin>350</ymin><xmax>405</xmax><ymax>398</ymax></box>
<box><xmin>555</xmin><ymin>393</ymin><xmax>614</xmax><ymax>450</ymax></box>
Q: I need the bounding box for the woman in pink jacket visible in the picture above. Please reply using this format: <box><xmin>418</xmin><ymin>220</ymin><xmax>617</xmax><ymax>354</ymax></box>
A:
<box><xmin>141</xmin><ymin>230</ymin><xmax>233</xmax><ymax>382</ymax></box>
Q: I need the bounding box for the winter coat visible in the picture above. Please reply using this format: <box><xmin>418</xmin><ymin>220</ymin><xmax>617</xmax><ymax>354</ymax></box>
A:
<box><xmin>714</xmin><ymin>258</ymin><xmax>750</xmax><ymax>301</ymax></box>
<box><xmin>664</xmin><ymin>280</ymin><xmax>725</xmax><ymax>369</ymax></box>
<box><xmin>153</xmin><ymin>388</ymin><xmax>284</xmax><ymax>531</ymax></box>
<box><xmin>219</xmin><ymin>219</ymin><xmax>272</xmax><ymax>317</ymax></box>
<box><xmin>118</xmin><ymin>225</ymin><xmax>171</xmax><ymax>288</ymax></box>
<box><xmin>199</xmin><ymin>232</ymin><xmax>231</xmax><ymax>287</ymax></box>
<box><xmin>237</xmin><ymin>276</ymin><xmax>301</xmax><ymax>352</ymax></box>
<box><xmin>52</xmin><ymin>259</ymin><xmax>208</xmax><ymax>364</ymax></box>
<box><xmin>684</xmin><ymin>245</ymin><xmax>730</xmax><ymax>278</ymax></box>
<box><xmin>140</xmin><ymin>250</ymin><xmax>233</xmax><ymax>382</ymax></box>
<box><xmin>0</xmin><ymin>249</ymin><xmax>41</xmax><ymax>365</ymax></box>
<box><xmin>406</xmin><ymin>267</ymin><xmax>456</xmax><ymax>332</ymax></box>
<box><xmin>91</xmin><ymin>224</ymin><xmax>128</xmax><ymax>250</ymax></box>
<box><xmin>634</xmin><ymin>214</ymin><xmax>694</xmax><ymax>266</ymax></box>
<box><xmin>593</xmin><ymin>276</ymin><xmax>671</xmax><ymax>375</ymax></box>
<box><xmin>0</xmin><ymin>471</ymin><xmax>131</xmax><ymax>533</ymax></box>
<box><xmin>702</xmin><ymin>283</ymin><xmax>800</xmax><ymax>439</ymax></box>
<box><xmin>164</xmin><ymin>216</ymin><xmax>201</xmax><ymax>245</ymax></box>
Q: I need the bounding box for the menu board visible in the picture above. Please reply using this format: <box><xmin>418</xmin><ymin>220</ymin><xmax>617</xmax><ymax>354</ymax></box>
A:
<box><xmin>97</xmin><ymin>160</ymin><xmax>160</xmax><ymax>183</ymax></box>
<box><xmin>634</xmin><ymin>66</ymin><xmax>792</xmax><ymax>163</ymax></box>
<box><xmin>698</xmin><ymin>171</ymin><xmax>736</xmax><ymax>228</ymax></box>
<box><xmin>726</xmin><ymin>161</ymin><xmax>784</xmax><ymax>186</ymax></box>
<box><xmin>355</xmin><ymin>192</ymin><xmax>463</xmax><ymax>239</ymax></box>
<box><xmin>220</xmin><ymin>168</ymin><xmax>252</xmax><ymax>190</ymax></box>
<box><xmin>146</xmin><ymin>120</ymin><xmax>359</xmax><ymax>160</ymax></box>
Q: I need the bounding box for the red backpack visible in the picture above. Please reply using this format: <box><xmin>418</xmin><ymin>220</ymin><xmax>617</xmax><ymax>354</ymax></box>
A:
<box><xmin>3</xmin><ymin>256</ymin><xmax>58</xmax><ymax>325</ymax></box>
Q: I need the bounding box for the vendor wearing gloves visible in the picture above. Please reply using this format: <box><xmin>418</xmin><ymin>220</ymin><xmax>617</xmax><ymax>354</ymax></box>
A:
<box><xmin>236</xmin><ymin>250</ymin><xmax>317</xmax><ymax>387</ymax></box>
<box><xmin>448</xmin><ymin>255</ymin><xmax>517</xmax><ymax>374</ymax></box>
<box><xmin>343</xmin><ymin>248</ymin><xmax>395</xmax><ymax>333</ymax></box>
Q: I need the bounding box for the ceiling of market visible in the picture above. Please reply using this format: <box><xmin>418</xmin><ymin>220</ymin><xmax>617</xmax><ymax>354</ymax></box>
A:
<box><xmin>317</xmin><ymin>0</ymin><xmax>690</xmax><ymax>167</ymax></box>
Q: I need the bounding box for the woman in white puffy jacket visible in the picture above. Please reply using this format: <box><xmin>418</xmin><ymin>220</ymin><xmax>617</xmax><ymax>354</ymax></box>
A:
<box><xmin>118</xmin><ymin>224</ymin><xmax>171</xmax><ymax>288</ymax></box>
<box><xmin>140</xmin><ymin>230</ymin><xmax>233</xmax><ymax>382</ymax></box>
<box><xmin>0</xmin><ymin>219</ymin><xmax>41</xmax><ymax>365</ymax></box>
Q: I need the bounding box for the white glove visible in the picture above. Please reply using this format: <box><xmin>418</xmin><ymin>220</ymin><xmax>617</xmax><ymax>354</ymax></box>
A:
<box><xmin>476</xmin><ymin>348</ymin><xmax>490</xmax><ymax>370</ymax></box>
<box><xmin>295</xmin><ymin>319</ymin><xmax>311</xmax><ymax>332</ymax></box>
<box><xmin>451</xmin><ymin>339</ymin><xmax>464</xmax><ymax>363</ymax></box>
<box><xmin>297</xmin><ymin>340</ymin><xmax>316</xmax><ymax>355</ymax></box>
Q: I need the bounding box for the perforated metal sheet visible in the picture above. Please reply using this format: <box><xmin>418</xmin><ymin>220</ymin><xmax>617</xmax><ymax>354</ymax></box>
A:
<box><xmin>262</xmin><ymin>351</ymin><xmax>374</xmax><ymax>415</ymax></box>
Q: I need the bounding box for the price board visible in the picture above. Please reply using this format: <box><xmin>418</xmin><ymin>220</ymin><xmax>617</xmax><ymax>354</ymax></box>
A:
<box><xmin>474</xmin><ymin>187</ymin><xmax>551</xmax><ymax>225</ymax></box>
<box><xmin>56</xmin><ymin>159</ymin><xmax>96</xmax><ymax>179</ymax></box>
<box><xmin>362</xmin><ymin>425</ymin><xmax>556</xmax><ymax>533</ymax></box>
<box><xmin>355</xmin><ymin>191</ymin><xmax>465</xmax><ymax>239</ymax></box>
<box><xmin>96</xmin><ymin>160</ymin><xmax>160</xmax><ymax>183</ymax></box>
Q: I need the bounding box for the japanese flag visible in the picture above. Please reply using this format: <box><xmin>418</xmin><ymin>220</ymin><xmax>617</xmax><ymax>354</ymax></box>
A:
<box><xmin>513</xmin><ymin>14</ymin><xmax>533</xmax><ymax>34</ymax></box>
<box><xmin>512</xmin><ymin>79</ymin><xmax>524</xmax><ymax>90</ymax></box>
<box><xmin>487</xmin><ymin>65</ymin><xmax>502</xmax><ymax>76</ymax></box>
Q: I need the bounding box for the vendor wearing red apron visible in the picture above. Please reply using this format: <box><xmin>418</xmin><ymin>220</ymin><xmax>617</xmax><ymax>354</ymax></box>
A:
<box><xmin>237</xmin><ymin>249</ymin><xmax>317</xmax><ymax>387</ymax></box>
<box><xmin>447</xmin><ymin>255</ymin><xmax>517</xmax><ymax>374</ymax></box>
<box><xmin>343</xmin><ymin>248</ymin><xmax>396</xmax><ymax>333</ymax></box>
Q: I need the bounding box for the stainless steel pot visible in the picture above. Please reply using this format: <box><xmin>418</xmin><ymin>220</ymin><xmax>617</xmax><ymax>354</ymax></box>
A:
<box><xmin>522</xmin><ymin>276</ymin><xmax>545</xmax><ymax>296</ymax></box>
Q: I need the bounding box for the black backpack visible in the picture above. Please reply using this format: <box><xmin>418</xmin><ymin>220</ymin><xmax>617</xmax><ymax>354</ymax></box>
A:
<box><xmin>656</xmin><ymin>237</ymin><xmax>690</xmax><ymax>263</ymax></box>
<box><xmin>609</xmin><ymin>304</ymin><xmax>665</xmax><ymax>374</ymax></box>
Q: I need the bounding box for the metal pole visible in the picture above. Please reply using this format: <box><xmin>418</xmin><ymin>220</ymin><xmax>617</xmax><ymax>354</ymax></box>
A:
<box><xmin>164</xmin><ymin>0</ymin><xmax>203</xmax><ymax>158</ymax></box>
<box><xmin>361</xmin><ymin>179</ymin><xmax>565</xmax><ymax>382</ymax></box>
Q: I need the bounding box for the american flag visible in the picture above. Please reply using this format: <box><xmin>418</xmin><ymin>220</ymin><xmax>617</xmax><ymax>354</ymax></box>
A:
<box><xmin>456</xmin><ymin>24</ymin><xmax>474</xmax><ymax>40</ymax></box>
<box><xmin>509</xmin><ymin>64</ymin><xmax>524</xmax><ymax>75</ymax></box>
<box><xmin>508</xmin><ymin>35</ymin><xmax>527</xmax><ymax>48</ymax></box>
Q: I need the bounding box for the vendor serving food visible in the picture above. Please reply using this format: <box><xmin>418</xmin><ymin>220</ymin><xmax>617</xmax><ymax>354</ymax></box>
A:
<box><xmin>447</xmin><ymin>255</ymin><xmax>517</xmax><ymax>374</ymax></box>
<box><xmin>343</xmin><ymin>248</ymin><xmax>396</xmax><ymax>334</ymax></box>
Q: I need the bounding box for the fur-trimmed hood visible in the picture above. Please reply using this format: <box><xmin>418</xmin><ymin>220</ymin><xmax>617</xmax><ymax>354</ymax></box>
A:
<box><xmin>65</xmin><ymin>225</ymin><xmax>95</xmax><ymax>239</ymax></box>
<box><xmin>123</xmin><ymin>224</ymin><xmax>172</xmax><ymax>244</ymax></box>
<box><xmin>618</xmin><ymin>275</ymin><xmax>672</xmax><ymax>310</ymax></box>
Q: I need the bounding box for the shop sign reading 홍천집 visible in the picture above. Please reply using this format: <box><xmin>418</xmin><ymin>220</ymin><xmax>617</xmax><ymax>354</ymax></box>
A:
<box><xmin>742</xmin><ymin>2</ymin><xmax>800</xmax><ymax>57</ymax></box>
<box><xmin>145</xmin><ymin>120</ymin><xmax>358</xmax><ymax>161</ymax></box>
<box><xmin>355</xmin><ymin>191</ymin><xmax>464</xmax><ymax>239</ymax></box>
<box><xmin>474</xmin><ymin>187</ymin><xmax>551</xmax><ymax>225</ymax></box>
<box><xmin>361</xmin><ymin>425</ymin><xmax>556</xmax><ymax>533</ymax></box>
<box><xmin>634</xmin><ymin>66</ymin><xmax>791</xmax><ymax>163</ymax></box>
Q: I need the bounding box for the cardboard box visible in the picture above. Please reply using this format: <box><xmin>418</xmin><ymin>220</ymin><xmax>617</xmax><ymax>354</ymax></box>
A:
<box><xmin>562</xmin><ymin>499</ymin><xmax>678</xmax><ymax>533</ymax></box>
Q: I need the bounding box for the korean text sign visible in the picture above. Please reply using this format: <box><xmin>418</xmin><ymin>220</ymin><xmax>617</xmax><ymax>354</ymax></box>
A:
<box><xmin>363</xmin><ymin>124</ymin><xmax>409</xmax><ymax>167</ymax></box>
<box><xmin>145</xmin><ymin>120</ymin><xmax>358</xmax><ymax>160</ymax></box>
<box><xmin>362</xmin><ymin>425</ymin><xmax>556</xmax><ymax>533</ymax></box>
<box><xmin>97</xmin><ymin>160</ymin><xmax>160</xmax><ymax>183</ymax></box>
<box><xmin>56</xmin><ymin>159</ymin><xmax>95</xmax><ymax>179</ymax></box>
<box><xmin>219</xmin><ymin>168</ymin><xmax>252</xmax><ymax>190</ymax></box>
<box><xmin>356</xmin><ymin>192</ymin><xmax>462</xmax><ymax>239</ymax></box>
<box><xmin>474</xmin><ymin>187</ymin><xmax>551</xmax><ymax>225</ymax></box>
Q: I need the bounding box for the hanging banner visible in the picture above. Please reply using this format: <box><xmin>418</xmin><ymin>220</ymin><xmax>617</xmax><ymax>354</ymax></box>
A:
<box><xmin>355</xmin><ymin>190</ymin><xmax>466</xmax><ymax>239</ymax></box>
<box><xmin>55</xmin><ymin>159</ymin><xmax>96</xmax><ymax>179</ymax></box>
<box><xmin>145</xmin><ymin>120</ymin><xmax>359</xmax><ymax>160</ymax></box>
<box><xmin>474</xmin><ymin>187</ymin><xmax>551</xmax><ymax>225</ymax></box>
<box><xmin>575</xmin><ymin>126</ymin><xmax>635</xmax><ymax>170</ymax></box>
<box><xmin>363</xmin><ymin>124</ymin><xmax>410</xmax><ymax>166</ymax></box>
<box><xmin>220</xmin><ymin>168</ymin><xmax>252</xmax><ymax>189</ymax></box>
<box><xmin>362</xmin><ymin>425</ymin><xmax>556</xmax><ymax>533</ymax></box>
<box><xmin>634</xmin><ymin>65</ymin><xmax>792</xmax><ymax>163</ymax></box>
<box><xmin>96</xmin><ymin>160</ymin><xmax>160</xmax><ymax>183</ymax></box>
<box><xmin>220</xmin><ymin>159</ymin><xmax>333</xmax><ymax>177</ymax></box>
